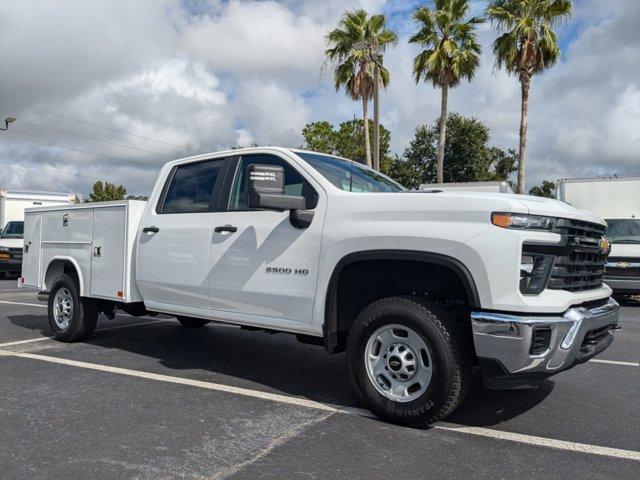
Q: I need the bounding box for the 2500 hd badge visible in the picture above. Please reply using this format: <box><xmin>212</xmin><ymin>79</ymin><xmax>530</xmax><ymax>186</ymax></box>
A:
<box><xmin>265</xmin><ymin>266</ymin><xmax>309</xmax><ymax>276</ymax></box>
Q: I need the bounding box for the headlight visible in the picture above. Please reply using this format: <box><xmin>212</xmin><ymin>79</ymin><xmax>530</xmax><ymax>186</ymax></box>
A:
<box><xmin>520</xmin><ymin>253</ymin><xmax>555</xmax><ymax>294</ymax></box>
<box><xmin>492</xmin><ymin>212</ymin><xmax>556</xmax><ymax>231</ymax></box>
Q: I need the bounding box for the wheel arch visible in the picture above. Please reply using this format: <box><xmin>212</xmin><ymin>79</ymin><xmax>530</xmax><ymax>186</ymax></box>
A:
<box><xmin>323</xmin><ymin>250</ymin><xmax>480</xmax><ymax>353</ymax></box>
<box><xmin>43</xmin><ymin>256</ymin><xmax>85</xmax><ymax>296</ymax></box>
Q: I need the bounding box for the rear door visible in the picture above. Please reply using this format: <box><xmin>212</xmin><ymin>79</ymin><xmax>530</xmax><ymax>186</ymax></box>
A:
<box><xmin>136</xmin><ymin>157</ymin><xmax>228</xmax><ymax>309</ymax></box>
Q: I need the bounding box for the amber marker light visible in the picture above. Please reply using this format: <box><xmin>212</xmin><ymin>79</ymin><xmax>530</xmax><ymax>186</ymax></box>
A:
<box><xmin>491</xmin><ymin>212</ymin><xmax>512</xmax><ymax>228</ymax></box>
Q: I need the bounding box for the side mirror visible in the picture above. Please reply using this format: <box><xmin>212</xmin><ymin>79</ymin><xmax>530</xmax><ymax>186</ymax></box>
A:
<box><xmin>246</xmin><ymin>164</ymin><xmax>306</xmax><ymax>211</ymax></box>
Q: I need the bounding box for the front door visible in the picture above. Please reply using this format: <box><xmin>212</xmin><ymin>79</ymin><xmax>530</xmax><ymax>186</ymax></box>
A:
<box><xmin>208</xmin><ymin>153</ymin><xmax>325</xmax><ymax>324</ymax></box>
<box><xmin>136</xmin><ymin>157</ymin><xmax>227</xmax><ymax>309</ymax></box>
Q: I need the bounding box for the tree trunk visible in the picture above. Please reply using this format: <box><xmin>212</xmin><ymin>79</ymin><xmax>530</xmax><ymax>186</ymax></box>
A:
<box><xmin>517</xmin><ymin>76</ymin><xmax>530</xmax><ymax>194</ymax></box>
<box><xmin>362</xmin><ymin>95</ymin><xmax>372</xmax><ymax>168</ymax></box>
<box><xmin>373</xmin><ymin>64</ymin><xmax>380</xmax><ymax>171</ymax></box>
<box><xmin>437</xmin><ymin>83</ymin><xmax>448</xmax><ymax>183</ymax></box>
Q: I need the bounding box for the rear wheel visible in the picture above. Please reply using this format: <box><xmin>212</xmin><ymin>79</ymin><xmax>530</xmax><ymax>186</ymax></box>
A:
<box><xmin>176</xmin><ymin>316</ymin><xmax>210</xmax><ymax>328</ymax></box>
<box><xmin>346</xmin><ymin>296</ymin><xmax>471</xmax><ymax>427</ymax></box>
<box><xmin>48</xmin><ymin>274</ymin><xmax>98</xmax><ymax>342</ymax></box>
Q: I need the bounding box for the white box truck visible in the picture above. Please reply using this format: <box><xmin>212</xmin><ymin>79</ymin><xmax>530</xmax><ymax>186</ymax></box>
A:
<box><xmin>0</xmin><ymin>190</ymin><xmax>76</xmax><ymax>278</ymax></box>
<box><xmin>20</xmin><ymin>147</ymin><xmax>619</xmax><ymax>426</ymax></box>
<box><xmin>557</xmin><ymin>176</ymin><xmax>640</xmax><ymax>295</ymax></box>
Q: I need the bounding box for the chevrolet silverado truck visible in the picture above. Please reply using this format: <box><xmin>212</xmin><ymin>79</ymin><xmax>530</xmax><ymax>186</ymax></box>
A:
<box><xmin>20</xmin><ymin>147</ymin><xmax>619</xmax><ymax>426</ymax></box>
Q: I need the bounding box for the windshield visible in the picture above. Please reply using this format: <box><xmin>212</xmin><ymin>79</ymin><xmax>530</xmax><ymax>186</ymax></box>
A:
<box><xmin>295</xmin><ymin>151</ymin><xmax>405</xmax><ymax>193</ymax></box>
<box><xmin>1</xmin><ymin>221</ymin><xmax>24</xmax><ymax>239</ymax></box>
<box><xmin>606</xmin><ymin>218</ymin><xmax>640</xmax><ymax>244</ymax></box>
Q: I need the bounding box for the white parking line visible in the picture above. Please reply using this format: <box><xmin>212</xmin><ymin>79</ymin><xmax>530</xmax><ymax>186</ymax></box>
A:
<box><xmin>435</xmin><ymin>423</ymin><xmax>640</xmax><ymax>461</ymax></box>
<box><xmin>0</xmin><ymin>299</ymin><xmax>46</xmax><ymax>308</ymax></box>
<box><xmin>589</xmin><ymin>359</ymin><xmax>639</xmax><ymax>367</ymax></box>
<box><xmin>0</xmin><ymin>348</ymin><xmax>638</xmax><ymax>462</ymax></box>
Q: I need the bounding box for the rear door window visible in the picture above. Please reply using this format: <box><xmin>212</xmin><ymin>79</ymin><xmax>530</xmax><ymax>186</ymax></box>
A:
<box><xmin>159</xmin><ymin>159</ymin><xmax>225</xmax><ymax>214</ymax></box>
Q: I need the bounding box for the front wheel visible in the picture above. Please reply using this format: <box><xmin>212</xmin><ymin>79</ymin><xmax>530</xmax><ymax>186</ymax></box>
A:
<box><xmin>346</xmin><ymin>296</ymin><xmax>471</xmax><ymax>427</ymax></box>
<box><xmin>48</xmin><ymin>274</ymin><xmax>98</xmax><ymax>342</ymax></box>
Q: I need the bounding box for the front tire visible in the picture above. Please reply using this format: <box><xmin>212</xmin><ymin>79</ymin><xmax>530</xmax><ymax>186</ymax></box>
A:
<box><xmin>346</xmin><ymin>296</ymin><xmax>471</xmax><ymax>427</ymax></box>
<box><xmin>48</xmin><ymin>274</ymin><xmax>98</xmax><ymax>342</ymax></box>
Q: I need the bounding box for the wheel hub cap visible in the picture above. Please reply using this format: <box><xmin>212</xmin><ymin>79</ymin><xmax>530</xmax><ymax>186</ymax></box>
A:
<box><xmin>364</xmin><ymin>324</ymin><xmax>433</xmax><ymax>403</ymax></box>
<box><xmin>384</xmin><ymin>343</ymin><xmax>417</xmax><ymax>381</ymax></box>
<box><xmin>53</xmin><ymin>288</ymin><xmax>73</xmax><ymax>330</ymax></box>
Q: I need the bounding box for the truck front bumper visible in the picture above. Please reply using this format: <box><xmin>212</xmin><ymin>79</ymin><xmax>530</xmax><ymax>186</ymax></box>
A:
<box><xmin>604</xmin><ymin>276</ymin><xmax>640</xmax><ymax>295</ymax></box>
<box><xmin>0</xmin><ymin>258</ymin><xmax>22</xmax><ymax>274</ymax></box>
<box><xmin>471</xmin><ymin>297</ymin><xmax>620</xmax><ymax>389</ymax></box>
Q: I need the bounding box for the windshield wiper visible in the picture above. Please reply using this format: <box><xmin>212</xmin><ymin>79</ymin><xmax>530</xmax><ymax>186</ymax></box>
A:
<box><xmin>612</xmin><ymin>239</ymin><xmax>640</xmax><ymax>244</ymax></box>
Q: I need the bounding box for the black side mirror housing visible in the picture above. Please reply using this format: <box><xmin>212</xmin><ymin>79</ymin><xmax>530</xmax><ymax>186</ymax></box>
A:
<box><xmin>246</xmin><ymin>164</ymin><xmax>306</xmax><ymax>211</ymax></box>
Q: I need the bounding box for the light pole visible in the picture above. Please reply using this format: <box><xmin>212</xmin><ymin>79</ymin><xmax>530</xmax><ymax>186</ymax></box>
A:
<box><xmin>1</xmin><ymin>117</ymin><xmax>16</xmax><ymax>131</ymax></box>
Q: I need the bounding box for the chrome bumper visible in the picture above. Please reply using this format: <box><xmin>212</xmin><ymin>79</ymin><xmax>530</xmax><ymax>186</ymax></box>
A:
<box><xmin>605</xmin><ymin>277</ymin><xmax>640</xmax><ymax>294</ymax></box>
<box><xmin>471</xmin><ymin>298</ymin><xmax>620</xmax><ymax>389</ymax></box>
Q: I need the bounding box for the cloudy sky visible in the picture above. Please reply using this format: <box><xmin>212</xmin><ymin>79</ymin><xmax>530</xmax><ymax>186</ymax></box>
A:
<box><xmin>0</xmin><ymin>0</ymin><xmax>638</xmax><ymax>197</ymax></box>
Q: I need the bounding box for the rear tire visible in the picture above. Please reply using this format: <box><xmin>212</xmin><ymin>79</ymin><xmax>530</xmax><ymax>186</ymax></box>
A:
<box><xmin>48</xmin><ymin>274</ymin><xmax>98</xmax><ymax>342</ymax></box>
<box><xmin>346</xmin><ymin>296</ymin><xmax>471</xmax><ymax>427</ymax></box>
<box><xmin>177</xmin><ymin>316</ymin><xmax>210</xmax><ymax>328</ymax></box>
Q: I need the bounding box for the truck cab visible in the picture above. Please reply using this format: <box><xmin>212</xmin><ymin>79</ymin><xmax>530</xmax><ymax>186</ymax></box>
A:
<box><xmin>21</xmin><ymin>147</ymin><xmax>620</xmax><ymax>427</ymax></box>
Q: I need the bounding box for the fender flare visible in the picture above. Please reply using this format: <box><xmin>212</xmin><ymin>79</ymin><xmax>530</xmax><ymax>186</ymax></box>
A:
<box><xmin>323</xmin><ymin>250</ymin><xmax>481</xmax><ymax>353</ymax></box>
<box><xmin>43</xmin><ymin>256</ymin><xmax>86</xmax><ymax>297</ymax></box>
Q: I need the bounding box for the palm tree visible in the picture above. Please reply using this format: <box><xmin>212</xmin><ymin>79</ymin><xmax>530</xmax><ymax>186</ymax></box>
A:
<box><xmin>487</xmin><ymin>0</ymin><xmax>572</xmax><ymax>193</ymax></box>
<box><xmin>410</xmin><ymin>0</ymin><xmax>483</xmax><ymax>184</ymax></box>
<box><xmin>325</xmin><ymin>10</ymin><xmax>395</xmax><ymax>168</ymax></box>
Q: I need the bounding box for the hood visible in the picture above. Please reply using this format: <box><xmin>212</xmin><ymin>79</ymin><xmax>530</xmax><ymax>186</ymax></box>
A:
<box><xmin>425</xmin><ymin>191</ymin><xmax>606</xmax><ymax>226</ymax></box>
<box><xmin>609</xmin><ymin>243</ymin><xmax>640</xmax><ymax>258</ymax></box>
<box><xmin>0</xmin><ymin>238</ymin><xmax>24</xmax><ymax>248</ymax></box>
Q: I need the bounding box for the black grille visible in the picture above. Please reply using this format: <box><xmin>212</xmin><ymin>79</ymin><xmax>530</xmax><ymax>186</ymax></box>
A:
<box><xmin>530</xmin><ymin>327</ymin><xmax>552</xmax><ymax>355</ymax></box>
<box><xmin>581</xmin><ymin>324</ymin><xmax>614</xmax><ymax>348</ymax></box>
<box><xmin>605</xmin><ymin>257</ymin><xmax>640</xmax><ymax>279</ymax></box>
<box><xmin>547</xmin><ymin>219</ymin><xmax>608</xmax><ymax>292</ymax></box>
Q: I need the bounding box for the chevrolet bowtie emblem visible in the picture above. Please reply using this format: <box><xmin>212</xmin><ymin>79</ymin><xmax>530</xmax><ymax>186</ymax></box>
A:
<box><xmin>617</xmin><ymin>261</ymin><xmax>631</xmax><ymax>269</ymax></box>
<box><xmin>599</xmin><ymin>237</ymin><xmax>611</xmax><ymax>254</ymax></box>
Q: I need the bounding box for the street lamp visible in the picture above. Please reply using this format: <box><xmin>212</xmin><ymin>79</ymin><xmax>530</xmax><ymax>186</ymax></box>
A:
<box><xmin>1</xmin><ymin>117</ymin><xmax>16</xmax><ymax>131</ymax></box>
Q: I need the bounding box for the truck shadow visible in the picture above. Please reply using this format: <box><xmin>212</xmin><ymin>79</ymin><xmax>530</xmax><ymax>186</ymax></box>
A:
<box><xmin>7</xmin><ymin>315</ymin><xmax>553</xmax><ymax>427</ymax></box>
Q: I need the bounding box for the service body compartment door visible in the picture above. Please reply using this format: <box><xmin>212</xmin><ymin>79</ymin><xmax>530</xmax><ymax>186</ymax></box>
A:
<box><xmin>90</xmin><ymin>206</ymin><xmax>126</xmax><ymax>298</ymax></box>
<box><xmin>22</xmin><ymin>212</ymin><xmax>42</xmax><ymax>287</ymax></box>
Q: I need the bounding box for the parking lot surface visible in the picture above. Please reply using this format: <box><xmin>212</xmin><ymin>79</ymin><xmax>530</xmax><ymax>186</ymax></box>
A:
<box><xmin>0</xmin><ymin>279</ymin><xmax>638</xmax><ymax>479</ymax></box>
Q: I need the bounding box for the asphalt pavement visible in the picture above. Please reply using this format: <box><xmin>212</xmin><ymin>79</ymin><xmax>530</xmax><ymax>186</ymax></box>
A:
<box><xmin>0</xmin><ymin>279</ymin><xmax>638</xmax><ymax>479</ymax></box>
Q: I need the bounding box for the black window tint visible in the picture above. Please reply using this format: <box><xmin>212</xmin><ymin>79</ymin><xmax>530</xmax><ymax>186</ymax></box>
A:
<box><xmin>229</xmin><ymin>155</ymin><xmax>318</xmax><ymax>210</ymax></box>
<box><xmin>161</xmin><ymin>160</ymin><xmax>223</xmax><ymax>214</ymax></box>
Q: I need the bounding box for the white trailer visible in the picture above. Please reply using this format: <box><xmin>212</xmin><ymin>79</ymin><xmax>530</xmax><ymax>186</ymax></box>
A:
<box><xmin>557</xmin><ymin>176</ymin><xmax>640</xmax><ymax>294</ymax></box>
<box><xmin>419</xmin><ymin>181</ymin><xmax>514</xmax><ymax>193</ymax></box>
<box><xmin>0</xmin><ymin>190</ymin><xmax>76</xmax><ymax>228</ymax></box>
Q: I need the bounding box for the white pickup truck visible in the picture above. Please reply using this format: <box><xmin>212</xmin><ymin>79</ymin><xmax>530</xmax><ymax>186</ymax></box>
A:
<box><xmin>20</xmin><ymin>147</ymin><xmax>619</xmax><ymax>426</ymax></box>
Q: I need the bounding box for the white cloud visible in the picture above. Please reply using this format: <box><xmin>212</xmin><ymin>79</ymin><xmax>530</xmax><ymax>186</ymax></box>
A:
<box><xmin>0</xmin><ymin>0</ymin><xmax>638</xmax><ymax>197</ymax></box>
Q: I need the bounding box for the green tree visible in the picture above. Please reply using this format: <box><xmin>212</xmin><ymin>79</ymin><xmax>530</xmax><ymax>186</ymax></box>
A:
<box><xmin>85</xmin><ymin>181</ymin><xmax>147</xmax><ymax>202</ymax></box>
<box><xmin>86</xmin><ymin>181</ymin><xmax>127</xmax><ymax>202</ymax></box>
<box><xmin>410</xmin><ymin>0</ymin><xmax>483</xmax><ymax>184</ymax></box>
<box><xmin>325</xmin><ymin>10</ymin><xmax>395</xmax><ymax>169</ymax></box>
<box><xmin>529</xmin><ymin>180</ymin><xmax>556</xmax><ymax>198</ymax></box>
<box><xmin>487</xmin><ymin>0</ymin><xmax>573</xmax><ymax>193</ymax></box>
<box><xmin>300</xmin><ymin>119</ymin><xmax>392</xmax><ymax>166</ymax></box>
<box><xmin>387</xmin><ymin>113</ymin><xmax>517</xmax><ymax>188</ymax></box>
<box><xmin>301</xmin><ymin>121</ymin><xmax>338</xmax><ymax>154</ymax></box>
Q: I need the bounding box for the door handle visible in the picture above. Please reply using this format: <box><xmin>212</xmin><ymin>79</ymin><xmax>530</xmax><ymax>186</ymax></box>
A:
<box><xmin>143</xmin><ymin>226</ymin><xmax>160</xmax><ymax>233</ymax></box>
<box><xmin>214</xmin><ymin>225</ymin><xmax>238</xmax><ymax>233</ymax></box>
